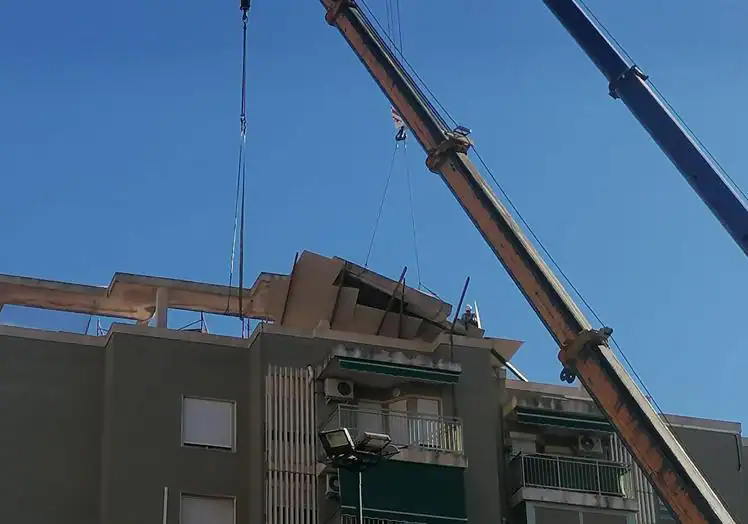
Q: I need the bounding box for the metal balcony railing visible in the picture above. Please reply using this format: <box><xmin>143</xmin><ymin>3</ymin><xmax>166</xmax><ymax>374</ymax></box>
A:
<box><xmin>321</xmin><ymin>404</ymin><xmax>464</xmax><ymax>454</ymax></box>
<box><xmin>508</xmin><ymin>452</ymin><xmax>634</xmax><ymax>498</ymax></box>
<box><xmin>341</xmin><ymin>517</ymin><xmax>426</xmax><ymax>524</ymax></box>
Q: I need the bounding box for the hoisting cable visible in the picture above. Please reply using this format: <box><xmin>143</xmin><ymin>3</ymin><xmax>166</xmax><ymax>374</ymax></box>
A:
<box><xmin>225</xmin><ymin>0</ymin><xmax>251</xmax><ymax>338</ymax></box>
<box><xmin>364</xmin><ymin>142</ymin><xmax>400</xmax><ymax>268</ymax></box>
<box><xmin>386</xmin><ymin>7</ymin><xmax>425</xmax><ymax>289</ymax></box>
<box><xmin>402</xmin><ymin>139</ymin><xmax>422</xmax><ymax>287</ymax></box>
<box><xmin>359</xmin><ymin>0</ymin><xmax>457</xmax><ymax>129</ymax></box>
<box><xmin>365</xmin><ymin>0</ymin><xmax>666</xmax><ymax>410</ymax></box>
<box><xmin>238</xmin><ymin>1</ymin><xmax>250</xmax><ymax>338</ymax></box>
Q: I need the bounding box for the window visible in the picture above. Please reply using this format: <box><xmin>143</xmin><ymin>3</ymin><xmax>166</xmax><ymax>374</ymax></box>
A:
<box><xmin>181</xmin><ymin>494</ymin><xmax>235</xmax><ymax>524</ymax></box>
<box><xmin>416</xmin><ymin>397</ymin><xmax>440</xmax><ymax>416</ymax></box>
<box><xmin>182</xmin><ymin>396</ymin><xmax>236</xmax><ymax>450</ymax></box>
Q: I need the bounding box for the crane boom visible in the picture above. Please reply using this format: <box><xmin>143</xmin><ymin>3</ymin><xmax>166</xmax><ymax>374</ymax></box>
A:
<box><xmin>543</xmin><ymin>0</ymin><xmax>748</xmax><ymax>258</ymax></box>
<box><xmin>319</xmin><ymin>1</ymin><xmax>736</xmax><ymax>522</ymax></box>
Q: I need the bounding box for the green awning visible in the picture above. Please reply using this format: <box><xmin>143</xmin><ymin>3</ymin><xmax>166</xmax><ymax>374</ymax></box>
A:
<box><xmin>337</xmin><ymin>356</ymin><xmax>461</xmax><ymax>384</ymax></box>
<box><xmin>515</xmin><ymin>406</ymin><xmax>613</xmax><ymax>433</ymax></box>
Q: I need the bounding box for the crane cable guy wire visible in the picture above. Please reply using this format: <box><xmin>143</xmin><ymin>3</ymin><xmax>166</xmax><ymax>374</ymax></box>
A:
<box><xmin>226</xmin><ymin>0</ymin><xmax>251</xmax><ymax>337</ymax></box>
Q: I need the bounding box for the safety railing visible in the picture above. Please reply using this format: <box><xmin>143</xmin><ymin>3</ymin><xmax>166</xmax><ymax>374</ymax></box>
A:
<box><xmin>321</xmin><ymin>404</ymin><xmax>464</xmax><ymax>454</ymax></box>
<box><xmin>508</xmin><ymin>452</ymin><xmax>634</xmax><ymax>498</ymax></box>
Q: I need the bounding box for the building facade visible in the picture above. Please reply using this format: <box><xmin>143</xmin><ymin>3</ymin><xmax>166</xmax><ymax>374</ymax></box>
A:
<box><xmin>0</xmin><ymin>251</ymin><xmax>745</xmax><ymax>524</ymax></box>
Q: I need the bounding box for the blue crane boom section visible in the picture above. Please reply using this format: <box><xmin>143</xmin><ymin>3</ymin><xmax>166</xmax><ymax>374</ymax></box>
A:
<box><xmin>544</xmin><ymin>0</ymin><xmax>748</xmax><ymax>258</ymax></box>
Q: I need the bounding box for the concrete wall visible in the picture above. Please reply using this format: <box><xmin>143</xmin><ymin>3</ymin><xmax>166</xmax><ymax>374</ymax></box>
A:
<box><xmin>447</xmin><ymin>343</ymin><xmax>505</xmax><ymax>524</ymax></box>
<box><xmin>100</xmin><ymin>331</ymin><xmax>250</xmax><ymax>524</ymax></box>
<box><xmin>667</xmin><ymin>420</ymin><xmax>746</xmax><ymax>522</ymax></box>
<box><xmin>0</xmin><ymin>333</ymin><xmax>104</xmax><ymax>524</ymax></box>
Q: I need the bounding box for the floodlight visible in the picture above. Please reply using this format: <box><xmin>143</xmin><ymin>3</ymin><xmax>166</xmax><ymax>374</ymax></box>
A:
<box><xmin>356</xmin><ymin>432</ymin><xmax>392</xmax><ymax>453</ymax></box>
<box><xmin>319</xmin><ymin>428</ymin><xmax>355</xmax><ymax>459</ymax></box>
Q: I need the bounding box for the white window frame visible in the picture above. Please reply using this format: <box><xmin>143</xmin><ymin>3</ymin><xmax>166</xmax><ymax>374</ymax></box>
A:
<box><xmin>181</xmin><ymin>395</ymin><xmax>237</xmax><ymax>452</ymax></box>
<box><xmin>179</xmin><ymin>493</ymin><xmax>236</xmax><ymax>524</ymax></box>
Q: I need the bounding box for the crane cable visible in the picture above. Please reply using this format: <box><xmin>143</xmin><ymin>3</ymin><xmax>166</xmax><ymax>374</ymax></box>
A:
<box><xmin>364</xmin><ymin>142</ymin><xmax>399</xmax><ymax>268</ymax></box>
<box><xmin>387</xmin><ymin>2</ymin><xmax>424</xmax><ymax>289</ymax></box>
<box><xmin>363</xmin><ymin>0</ymin><xmax>668</xmax><ymax>410</ymax></box>
<box><xmin>364</xmin><ymin>1</ymin><xmax>429</xmax><ymax>289</ymax></box>
<box><xmin>226</xmin><ymin>1</ymin><xmax>251</xmax><ymax>337</ymax></box>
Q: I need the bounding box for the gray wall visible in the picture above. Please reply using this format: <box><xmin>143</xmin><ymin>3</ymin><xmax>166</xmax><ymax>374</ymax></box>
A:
<box><xmin>669</xmin><ymin>424</ymin><xmax>746</xmax><ymax>523</ymax></box>
<box><xmin>448</xmin><ymin>343</ymin><xmax>505</xmax><ymax>524</ymax></box>
<box><xmin>100</xmin><ymin>331</ymin><xmax>250</xmax><ymax>524</ymax></box>
<box><xmin>0</xmin><ymin>334</ymin><xmax>104</xmax><ymax>524</ymax></box>
<box><xmin>9</xmin><ymin>324</ymin><xmax>744</xmax><ymax>524</ymax></box>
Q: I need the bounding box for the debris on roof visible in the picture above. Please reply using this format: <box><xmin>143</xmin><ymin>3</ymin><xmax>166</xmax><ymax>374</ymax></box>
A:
<box><xmin>0</xmin><ymin>250</ymin><xmax>486</xmax><ymax>343</ymax></box>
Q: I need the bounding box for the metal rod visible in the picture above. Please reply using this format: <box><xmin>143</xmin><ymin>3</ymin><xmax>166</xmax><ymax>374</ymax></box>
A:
<box><xmin>162</xmin><ymin>486</ymin><xmax>168</xmax><ymax>524</ymax></box>
<box><xmin>376</xmin><ymin>266</ymin><xmax>407</xmax><ymax>335</ymax></box>
<box><xmin>449</xmin><ymin>276</ymin><xmax>470</xmax><ymax>335</ymax></box>
<box><xmin>490</xmin><ymin>348</ymin><xmax>529</xmax><ymax>383</ymax></box>
<box><xmin>358</xmin><ymin>471</ymin><xmax>364</xmax><ymax>524</ymax></box>
<box><xmin>330</xmin><ymin>264</ymin><xmax>347</xmax><ymax>329</ymax></box>
<box><xmin>280</xmin><ymin>252</ymin><xmax>300</xmax><ymax>325</ymax></box>
<box><xmin>397</xmin><ymin>275</ymin><xmax>405</xmax><ymax>338</ymax></box>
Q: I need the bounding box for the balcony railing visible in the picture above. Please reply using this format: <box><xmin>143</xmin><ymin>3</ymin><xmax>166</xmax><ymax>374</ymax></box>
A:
<box><xmin>321</xmin><ymin>404</ymin><xmax>464</xmax><ymax>454</ymax></box>
<box><xmin>341</xmin><ymin>517</ymin><xmax>426</xmax><ymax>524</ymax></box>
<box><xmin>508</xmin><ymin>452</ymin><xmax>634</xmax><ymax>498</ymax></box>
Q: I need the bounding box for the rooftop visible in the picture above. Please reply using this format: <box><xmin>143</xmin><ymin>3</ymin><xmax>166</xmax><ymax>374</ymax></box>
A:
<box><xmin>0</xmin><ymin>250</ymin><xmax>510</xmax><ymax>348</ymax></box>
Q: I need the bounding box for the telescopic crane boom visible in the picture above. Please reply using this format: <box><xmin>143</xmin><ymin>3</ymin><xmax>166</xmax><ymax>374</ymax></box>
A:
<box><xmin>318</xmin><ymin>0</ymin><xmax>736</xmax><ymax>522</ymax></box>
<box><xmin>543</xmin><ymin>0</ymin><xmax>748</xmax><ymax>259</ymax></box>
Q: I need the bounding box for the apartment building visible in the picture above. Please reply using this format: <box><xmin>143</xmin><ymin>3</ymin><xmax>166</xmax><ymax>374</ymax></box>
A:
<box><xmin>501</xmin><ymin>380</ymin><xmax>747</xmax><ymax>524</ymax></box>
<box><xmin>0</xmin><ymin>250</ymin><xmax>744</xmax><ymax>524</ymax></box>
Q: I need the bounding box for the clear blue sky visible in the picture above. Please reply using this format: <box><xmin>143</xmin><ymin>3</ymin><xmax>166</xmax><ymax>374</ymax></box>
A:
<box><xmin>2</xmin><ymin>1</ymin><xmax>747</xmax><ymax>426</ymax></box>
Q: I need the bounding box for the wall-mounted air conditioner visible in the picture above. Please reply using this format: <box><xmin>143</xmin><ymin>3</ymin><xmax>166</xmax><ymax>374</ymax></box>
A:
<box><xmin>577</xmin><ymin>434</ymin><xmax>604</xmax><ymax>455</ymax></box>
<box><xmin>325</xmin><ymin>473</ymin><xmax>340</xmax><ymax>499</ymax></box>
<box><xmin>324</xmin><ymin>378</ymin><xmax>354</xmax><ymax>401</ymax></box>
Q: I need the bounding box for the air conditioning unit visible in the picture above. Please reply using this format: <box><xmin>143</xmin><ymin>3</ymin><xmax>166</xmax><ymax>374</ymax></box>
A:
<box><xmin>324</xmin><ymin>378</ymin><xmax>354</xmax><ymax>401</ymax></box>
<box><xmin>578</xmin><ymin>435</ymin><xmax>604</xmax><ymax>455</ymax></box>
<box><xmin>325</xmin><ymin>473</ymin><xmax>340</xmax><ymax>499</ymax></box>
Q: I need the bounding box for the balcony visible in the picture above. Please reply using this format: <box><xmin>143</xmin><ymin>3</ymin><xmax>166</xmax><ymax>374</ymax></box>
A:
<box><xmin>320</xmin><ymin>404</ymin><xmax>465</xmax><ymax>466</ymax></box>
<box><xmin>508</xmin><ymin>453</ymin><xmax>638</xmax><ymax>511</ymax></box>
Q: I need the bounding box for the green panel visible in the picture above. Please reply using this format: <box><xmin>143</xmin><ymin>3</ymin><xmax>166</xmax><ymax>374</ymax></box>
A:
<box><xmin>515</xmin><ymin>407</ymin><xmax>613</xmax><ymax>432</ymax></box>
<box><xmin>339</xmin><ymin>460</ymin><xmax>467</xmax><ymax>523</ymax></box>
<box><xmin>337</xmin><ymin>357</ymin><xmax>460</xmax><ymax>383</ymax></box>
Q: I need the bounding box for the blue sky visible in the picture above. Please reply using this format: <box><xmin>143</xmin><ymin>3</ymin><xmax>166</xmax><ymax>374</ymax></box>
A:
<box><xmin>1</xmin><ymin>1</ymin><xmax>747</xmax><ymax>427</ymax></box>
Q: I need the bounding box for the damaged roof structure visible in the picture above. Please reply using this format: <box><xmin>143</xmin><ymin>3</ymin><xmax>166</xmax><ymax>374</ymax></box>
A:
<box><xmin>0</xmin><ymin>251</ymin><xmax>522</xmax><ymax>365</ymax></box>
